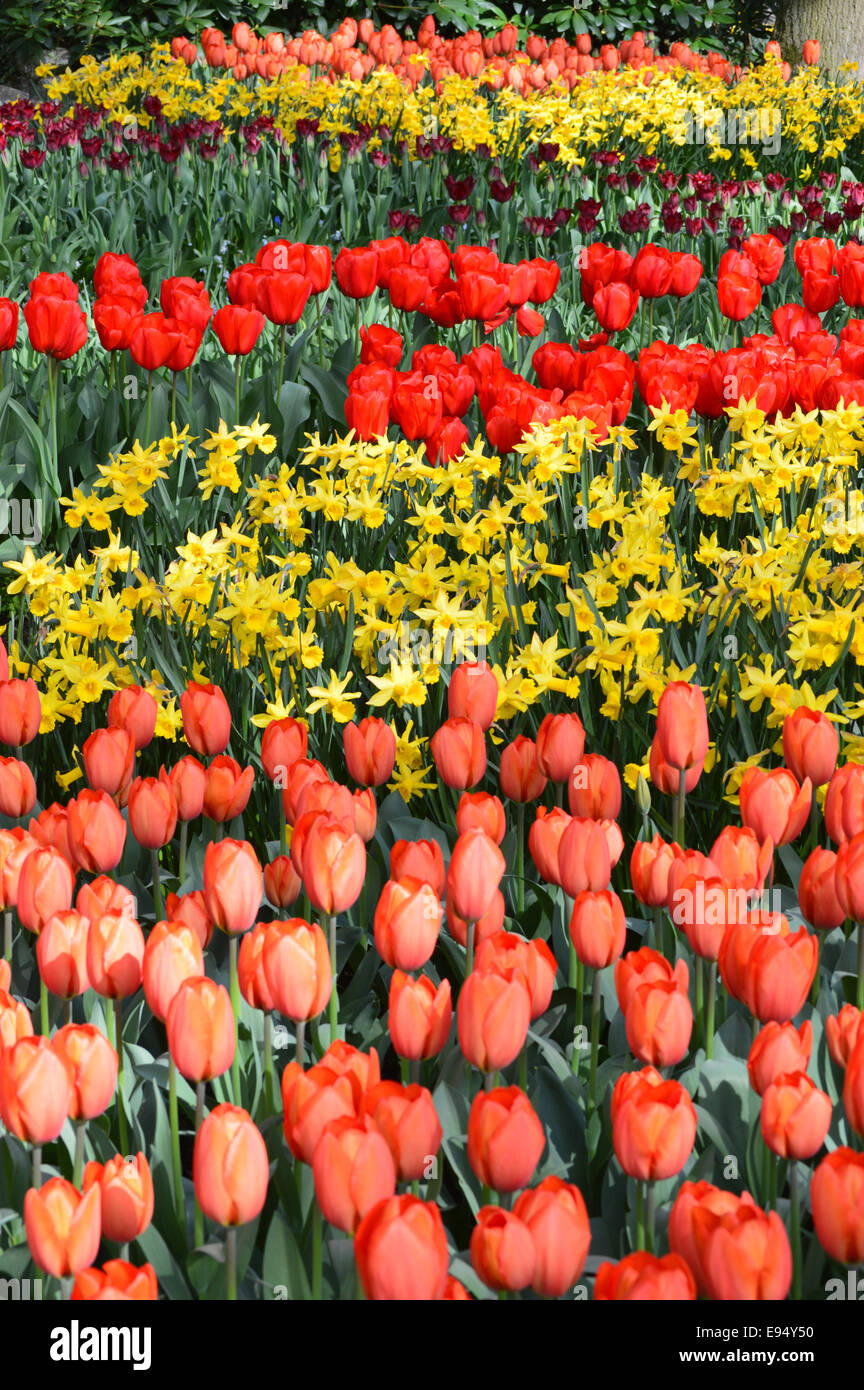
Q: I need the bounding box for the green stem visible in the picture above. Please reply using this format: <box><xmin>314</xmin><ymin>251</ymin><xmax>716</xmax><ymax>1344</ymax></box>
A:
<box><xmin>400</xmin><ymin>1055</ymin><xmax>410</xmax><ymax>1085</ymax></box>
<box><xmin>635</xmin><ymin>1180</ymin><xmax>645</xmax><ymax>1251</ymax></box>
<box><xmin>466</xmin><ymin>918</ymin><xmax>476</xmax><ymax>977</ymax></box>
<box><xmin>194</xmin><ymin>1080</ymin><xmax>205</xmax><ymax>1248</ymax></box>
<box><xmin>32</xmin><ymin>1144</ymin><xmax>42</xmax><ymax>1189</ymax></box>
<box><xmin>278</xmin><ymin>325</ymin><xmax>286</xmax><ymax>394</ymax></box>
<box><xmin>178</xmin><ymin>820</ymin><xmax>188</xmax><ymax>882</ymax></box>
<box><xmin>645</xmin><ymin>1181</ymin><xmax>656</xmax><ymax>1254</ymax></box>
<box><xmin>229</xmin><ymin>935</ymin><xmax>241</xmax><ymax>1105</ymax></box>
<box><xmin>40</xmin><ymin>978</ymin><xmax>49</xmax><ymax>1036</ymax></box>
<box><xmin>518</xmin><ymin>1041</ymin><xmax>528</xmax><ymax>1091</ymax></box>
<box><xmin>695</xmin><ymin>957</ymin><xmax>704</xmax><ymax>1052</ymax></box>
<box><xmin>72</xmin><ymin>1121</ymin><xmax>86</xmax><ymax>1189</ymax></box>
<box><xmin>312</xmin><ymin>1204</ymin><xmax>323</xmax><ymax>1300</ymax></box>
<box><xmin>145</xmin><ymin>371</ymin><xmax>153</xmax><ymax>442</ymax></box>
<box><xmin>263</xmin><ymin>1012</ymin><xmax>274</xmax><ymax>1113</ymax></box>
<box><xmin>60</xmin><ymin>1276</ymin><xmax>73</xmax><ymax>1301</ymax></box>
<box><xmin>168</xmin><ymin>1055</ymin><xmax>185</xmax><ymax>1230</ymax></box>
<box><xmin>234</xmin><ymin>356</ymin><xmax>241</xmax><ymax>423</ymax></box>
<box><xmin>150</xmin><ymin>847</ymin><xmax>164</xmax><ymax>922</ymax></box>
<box><xmin>225</xmin><ymin>1225</ymin><xmax>237</xmax><ymax>1300</ymax></box>
<box><xmin>653</xmin><ymin>905</ymin><xmax>665</xmax><ymax>954</ymax></box>
<box><xmin>589</xmin><ymin>968</ymin><xmax>602</xmax><ymax>1109</ymax></box>
<box><xmin>3</xmin><ymin>909</ymin><xmax>10</xmax><ymax>961</ymax></box>
<box><xmin>295</xmin><ymin>1017</ymin><xmax>306</xmax><ymax>1067</ymax></box>
<box><xmin>705</xmin><ymin>962</ymin><xmax>716</xmax><ymax>1061</ymax></box>
<box><xmin>515</xmin><ymin>803</ymin><xmax>525</xmax><ymax>915</ymax></box>
<box><xmin>674</xmin><ymin>767</ymin><xmax>687</xmax><ymax>847</ymax></box>
<box><xmin>790</xmin><ymin>1160</ymin><xmax>802</xmax><ymax>1300</ymax></box>
<box><xmin>327</xmin><ymin>914</ymin><xmax>339</xmax><ymax>1038</ymax></box>
<box><xmin>111</xmin><ymin>998</ymin><xmax>128</xmax><ymax>1156</ymax></box>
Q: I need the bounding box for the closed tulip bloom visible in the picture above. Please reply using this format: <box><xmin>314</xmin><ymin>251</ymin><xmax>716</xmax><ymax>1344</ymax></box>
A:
<box><xmin>458</xmin><ymin>968</ymin><xmax>531</xmax><ymax>1071</ymax></box>
<box><xmin>212</xmin><ymin>303</ymin><xmax>265</xmax><ymax>354</ymax></box>
<box><xmin>594</xmin><ymin>1252</ymin><xmax>696</xmax><ymax>1300</ymax></box>
<box><xmin>76</xmin><ymin>875</ymin><xmax>136</xmax><ymax>924</ymax></box>
<box><xmin>203</xmin><ymin>756</ymin><xmax>254</xmax><ymax>822</ymax></box>
<box><xmin>569</xmin><ymin>889</ymin><xmax>626</xmax><ymax>969</ymax></box>
<box><xmin>0</xmin><ymin>827</ymin><xmax>38</xmax><ymax>907</ymax></box>
<box><xmin>343</xmin><ymin>717</ymin><xmax>396</xmax><ymax>786</ymax></box>
<box><xmin>528</xmin><ymin>806</ymin><xmax>572</xmax><ymax>885</ymax></box>
<box><xmin>0</xmin><ymin>297</ymin><xmax>19</xmax><ymax>351</ymax></box>
<box><xmin>762</xmin><ymin>1070</ymin><xmax>831</xmax><ymax>1158</ymax></box>
<box><xmin>747</xmin><ymin>1020</ymin><xmax>813</xmax><ymax>1096</ymax></box>
<box><xmin>626</xmin><ymin>980</ymin><xmax>693</xmax><ymax>1068</ymax></box>
<box><xmin>744</xmin><ymin>927</ymin><xmax>819</xmax><ymax>1023</ymax></box>
<box><xmin>164</xmin><ymin>890</ymin><xmax>213</xmax><ymax>949</ymax></box>
<box><xmin>512</xmin><ymin>1177</ymin><xmax>590</xmax><ymax>1298</ymax></box>
<box><xmin>25</xmin><ymin>1179</ymin><xmax>101</xmax><ymax>1278</ymax></box>
<box><xmin>557</xmin><ymin>817</ymin><xmax>611</xmax><ymax>897</ymax></box>
<box><xmin>655</xmin><ymin>682</ymin><xmax>709</xmax><ymax>771</ymax></box>
<box><xmin>827</xmin><ymin>1004</ymin><xmax>864</xmax><ymax>1068</ymax></box>
<box><xmin>825</xmin><ymin>763</ymin><xmax>864</xmax><ymax>844</ymax></box>
<box><xmin>82</xmin><ymin>727</ymin><xmax>135</xmax><ymax>801</ymax></box>
<box><xmin>447</xmin><ymin>661</ymin><xmax>498</xmax><ymax>730</ymax></box>
<box><xmin>86</xmin><ymin>912</ymin><xmax>144</xmax><ymax>999</ymax></box>
<box><xmin>281</xmin><ymin>1062</ymin><xmax>356</xmax><ymax>1163</ymax></box>
<box><xmin>263</xmin><ymin>854</ymin><xmax>301</xmax><ymax>908</ymax></box>
<box><xmin>0</xmin><ymin>988</ymin><xmax>34</xmax><ymax>1049</ymax></box>
<box><xmin>782</xmin><ymin>707</ymin><xmax>839</xmax><ymax>788</ymax></box>
<box><xmin>355</xmin><ymin>1195</ymin><xmax>449</xmax><ymax>1301</ymax></box>
<box><xmin>844</xmin><ymin>1035</ymin><xmax>864</xmax><ymax>1137</ymax></box>
<box><xmin>312</xmin><ymin>1115</ymin><xmax>396</xmax><ymax>1233</ymax></box>
<box><xmin>37</xmin><ymin>910</ymin><xmax>90</xmax><ymax>998</ymax></box>
<box><xmin>28</xmin><ymin>803</ymin><xmax>74</xmax><ymax>863</ymax></box>
<box><xmin>649</xmin><ymin>736</ymin><xmax>703</xmax><ymax>796</ymax></box>
<box><xmin>669</xmin><ymin>1181</ymin><xmax>758</xmax><ymax>1294</ymax></box>
<box><xmin>261</xmin><ymin>716</ymin><xmax>308</xmax><ymax>782</ymax></box>
<box><xmin>107</xmin><ymin>685</ymin><xmax>157</xmax><ymax>751</ymax></box>
<box><xmin>630</xmin><ymin>834</ymin><xmax>685</xmax><ymax>907</ymax></box>
<box><xmin>237</xmin><ymin>921</ymin><xmax>277</xmax><ymax>1013</ymax></box>
<box><xmin>709</xmin><ymin>825</ymin><xmax>773</xmax><ymax>890</ymax></box>
<box><xmin>17</xmin><ymin>846</ymin><xmax>75</xmax><ymax>933</ymax></box>
<box><xmin>194</xmin><ymin>1104</ymin><xmax>269</xmax><ymax>1226</ymax></box>
<box><xmin>262</xmin><ymin>917</ymin><xmax>331</xmax><ymax>1021</ymax></box>
<box><xmin>568</xmin><ymin>754</ymin><xmax>622</xmax><ymax>820</ymax></box>
<box><xmin>160</xmin><ymin>755</ymin><xmax>206</xmax><ymax>822</ymax></box>
<box><xmin>468</xmin><ymin>1086</ymin><xmax>545</xmax><ymax>1192</ymax></box>
<box><xmin>203</xmin><ymin>839</ymin><xmax>263</xmax><ymax>933</ymax></box>
<box><xmin>167</xmin><ymin>976</ymin><xmax>235</xmax><ymax>1082</ymax></box>
<box><xmin>456</xmin><ymin>791</ymin><xmax>506</xmax><ymax>844</ymax></box>
<box><xmin>302</xmin><ymin>815</ymin><xmax>366</xmax><ymax>914</ymax></box>
<box><xmin>334</xmin><ymin>246</ymin><xmax>379</xmax><ymax>299</ymax></box>
<box><xmin>535</xmin><ymin>711</ymin><xmax>585</xmax><ymax>782</ymax></box>
<box><xmin>430</xmin><ymin>717</ymin><xmax>486</xmax><ymax>790</ymax></box>
<box><xmin>0</xmin><ymin>1036</ymin><xmax>71</xmax><ymax>1143</ymax></box>
<box><xmin>142</xmin><ymin>919</ymin><xmax>204</xmax><ymax>1022</ymax></box>
<box><xmin>811</xmin><ymin>1148</ymin><xmax>864</xmax><ymax>1264</ymax></box>
<box><xmin>128</xmin><ymin>777</ymin><xmax>178</xmax><ymax>849</ymax></box>
<box><xmin>615</xmin><ymin>947</ymin><xmax>689</xmax><ymax>1016</ymax></box>
<box><xmin>799</xmin><ymin>846</ymin><xmax>845</xmax><ymax>929</ymax></box>
<box><xmin>388</xmin><ymin>971</ymin><xmax>452</xmax><ymax>1059</ymax></box>
<box><xmin>390</xmin><ymin>839</ymin><xmax>445</xmax><ymax>897</ymax></box>
<box><xmin>72</xmin><ymin>1260</ymin><xmax>157</xmax><ymax>1301</ymax></box>
<box><xmin>0</xmin><ymin>757</ymin><xmax>36</xmax><ymax>817</ymax></box>
<box><xmin>446</xmin><ymin>884</ymin><xmax>505</xmax><ymax>950</ymax></box>
<box><xmin>671</xmin><ymin>872</ymin><xmax>740</xmax><ymax>962</ymax></box>
<box><xmin>360</xmin><ymin>1081</ymin><xmax>443</xmax><ymax>1181</ymax></box>
<box><xmin>52</xmin><ymin>1024</ymin><xmax>118</xmax><ymax>1120</ymax></box>
<box><xmin>835</xmin><ymin>832</ymin><xmax>864</xmax><ymax>921</ymax></box>
<box><xmin>355</xmin><ymin>787</ymin><xmax>379</xmax><ymax>848</ymax></box>
<box><xmin>0</xmin><ymin>678</ymin><xmax>41</xmax><ymax>746</ymax></box>
<box><xmin>67</xmin><ymin>790</ymin><xmax>127</xmax><ymax>872</ymax></box>
<box><xmin>180</xmin><ymin>681</ymin><xmax>231</xmax><ymax>756</ymax></box>
<box><xmin>612</xmin><ymin>1070</ymin><xmax>697</xmax><ymax>1180</ymax></box>
<box><xmin>374</xmin><ymin>876</ymin><xmax>442</xmax><ymax>971</ymax></box>
<box><xmin>500</xmin><ymin>736</ymin><xmax>547</xmax><ymax>802</ymax></box>
<box><xmin>592</xmin><ymin>281</ymin><xmax>639</xmax><ymax>332</ymax></box>
<box><xmin>475</xmin><ymin>931</ymin><xmax>556</xmax><ymax>1019</ymax></box>
<box><xmin>319</xmin><ymin>1040</ymin><xmax>381</xmax><ymax>1104</ymax></box>
<box><xmin>471</xmin><ymin>1207</ymin><xmax>535</xmax><ymax>1292</ymax></box>
<box><xmin>717</xmin><ymin>268</ymin><xmax>762</xmax><ymax>321</ymax></box>
<box><xmin>692</xmin><ymin>1201</ymin><xmax>792</xmax><ymax>1300</ymax></box>
<box><xmin>739</xmin><ymin>767</ymin><xmax>812</xmax><ymax>846</ymax></box>
<box><xmin>446</xmin><ymin>829</ymin><xmax>505</xmax><ymax>924</ymax></box>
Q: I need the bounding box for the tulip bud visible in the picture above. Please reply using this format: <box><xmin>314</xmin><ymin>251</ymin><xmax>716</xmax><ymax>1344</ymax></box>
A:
<box><xmin>312</xmin><ymin>1114</ymin><xmax>397</xmax><ymax>1232</ymax></box>
<box><xmin>107</xmin><ymin>684</ymin><xmax>157</xmax><ymax>751</ymax></box>
<box><xmin>83</xmin><ymin>1153</ymin><xmax>154</xmax><ymax>1243</ymax></box>
<box><xmin>354</xmin><ymin>1195</ymin><xmax>449</xmax><ymax>1300</ymax></box>
<box><xmin>471</xmin><ymin>1206</ymin><xmax>535</xmax><ymax>1291</ymax></box>
<box><xmin>160</xmin><ymin>755</ymin><xmax>206</xmax><ymax>821</ymax></box>
<box><xmin>0</xmin><ymin>1035</ymin><xmax>71</xmax><ymax>1143</ymax></box>
<box><xmin>25</xmin><ymin>1179</ymin><xmax>101</xmax><ymax>1278</ymax></box>
<box><xmin>458</xmin><ymin>968</ymin><xmax>531</xmax><ymax>1072</ymax></box>
<box><xmin>0</xmin><ymin>757</ymin><xmax>36</xmax><ymax>817</ymax></box>
<box><xmin>167</xmin><ymin>976</ymin><xmax>235</xmax><ymax>1082</ymax></box>
<box><xmin>180</xmin><ymin>681</ymin><xmax>231</xmax><ymax>756</ymax></box>
<box><xmin>513</xmin><ymin>1177</ymin><xmax>590</xmax><ymax>1298</ymax></box>
<box><xmin>447</xmin><ymin>661</ymin><xmax>498</xmax><ymax>729</ymax></box>
<box><xmin>128</xmin><ymin>777</ymin><xmax>178</xmax><ymax>848</ymax></box>
<box><xmin>595</xmin><ymin>1251</ymin><xmax>697</xmax><ymax>1300</ymax></box>
<box><xmin>568</xmin><ymin>889</ymin><xmax>626</xmax><ymax>969</ymax></box>
<box><xmin>343</xmin><ymin>717</ymin><xmax>396</xmax><ymax>786</ymax></box>
<box><xmin>430</xmin><ymin>717</ymin><xmax>486</xmax><ymax>790</ymax></box>
<box><xmin>16</xmin><ymin>846</ymin><xmax>75</xmax><ymax>934</ymax></box>
<box><xmin>811</xmin><ymin>1148</ymin><xmax>864</xmax><ymax>1263</ymax></box>
<box><xmin>51</xmin><ymin>1024</ymin><xmax>118</xmax><ymax>1120</ymax></box>
<box><xmin>782</xmin><ymin>707</ymin><xmax>838</xmax><ymax>788</ymax></box>
<box><xmin>468</xmin><ymin>1085</ymin><xmax>545</xmax><ymax>1191</ymax></box>
<box><xmin>82</xmin><ymin>726</ymin><xmax>135</xmax><ymax>802</ymax></box>
<box><xmin>262</xmin><ymin>917</ymin><xmax>332</xmax><ymax>1021</ymax></box>
<box><xmin>388</xmin><ymin>971</ymin><xmax>452</xmax><ymax>1060</ymax></box>
<box><xmin>142</xmin><ymin>919</ymin><xmax>204</xmax><ymax>1022</ymax></box>
<box><xmin>568</xmin><ymin>754</ymin><xmax>622</xmax><ymax>820</ymax></box>
<box><xmin>535</xmin><ymin>711</ymin><xmax>585</xmax><ymax>782</ymax></box>
<box><xmin>203</xmin><ymin>839</ymin><xmax>263</xmax><ymax>934</ymax></box>
<box><xmin>747</xmin><ymin>1020</ymin><xmax>813</xmax><ymax>1096</ymax></box>
<box><xmin>86</xmin><ymin>912</ymin><xmax>145</xmax><ymax>998</ymax></box>
<box><xmin>193</xmin><ymin>1103</ymin><xmax>269</xmax><ymax>1226</ymax></box>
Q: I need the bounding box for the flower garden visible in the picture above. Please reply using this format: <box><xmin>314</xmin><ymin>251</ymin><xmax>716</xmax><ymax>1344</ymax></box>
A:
<box><xmin>0</xmin><ymin>9</ymin><xmax>864</xmax><ymax>1308</ymax></box>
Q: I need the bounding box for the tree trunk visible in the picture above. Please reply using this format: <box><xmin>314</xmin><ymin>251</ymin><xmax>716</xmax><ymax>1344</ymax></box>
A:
<box><xmin>775</xmin><ymin>0</ymin><xmax>864</xmax><ymax>77</ymax></box>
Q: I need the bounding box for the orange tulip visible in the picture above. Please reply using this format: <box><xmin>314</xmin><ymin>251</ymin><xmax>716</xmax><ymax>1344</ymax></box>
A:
<box><xmin>557</xmin><ymin>817</ymin><xmax>611</xmax><ymax>896</ymax></box>
<box><xmin>671</xmin><ymin>872</ymin><xmax>740</xmax><ymax>961</ymax></box>
<box><xmin>474</xmin><ymin>930</ymin><xmax>556</xmax><ymax>1019</ymax></box>
<box><xmin>166</xmin><ymin>976</ymin><xmax>235</xmax><ymax>1082</ymax></box>
<box><xmin>528</xmin><ymin>805</ymin><xmax>571</xmax><ymax>885</ymax></box>
<box><xmin>690</xmin><ymin>1199</ymin><xmax>792</xmax><ymax>1300</ymax></box>
<box><xmin>203</xmin><ymin>838</ymin><xmax>263</xmax><ymax>933</ymax></box>
<box><xmin>827</xmin><ymin>1004</ymin><xmax>864</xmax><ymax>1068</ymax></box>
<box><xmin>0</xmin><ymin>987</ymin><xmax>33</xmax><ymax>1049</ymax></box>
<box><xmin>72</xmin><ymin>1259</ymin><xmax>157</xmax><ymax>1300</ymax></box>
<box><xmin>630</xmin><ymin>834</ymin><xmax>685</xmax><ymax>908</ymax></box>
<box><xmin>82</xmin><ymin>1153</ymin><xmax>153</xmax><ymax>1242</ymax></box>
<box><xmin>456</xmin><ymin>791</ymin><xmax>506</xmax><ymax>844</ymax></box>
<box><xmin>626</xmin><ymin>980</ymin><xmax>693</xmax><ymax>1068</ymax></box>
<box><xmin>655</xmin><ymin>681</ymin><xmax>709</xmax><ymax>771</ymax></box>
<box><xmin>458</xmin><ymin>968</ymin><xmax>531</xmax><ymax>1071</ymax></box>
<box><xmin>739</xmin><ymin>767</ymin><xmax>811</xmax><ymax>846</ymax></box>
<box><xmin>203</xmin><ymin>755</ymin><xmax>255</xmax><ymax>822</ymax></box>
<box><xmin>594</xmin><ymin>1251</ymin><xmax>696</xmax><ymax>1300</ymax></box>
<box><xmin>312</xmin><ymin>1114</ymin><xmax>396</xmax><ymax>1232</ymax></box>
<box><xmin>360</xmin><ymin>1080</ymin><xmax>442</xmax><ymax>1181</ymax></box>
<box><xmin>352</xmin><ymin>787</ymin><xmax>377</xmax><ymax>842</ymax></box>
<box><xmin>51</xmin><ymin>1023</ymin><xmax>118</xmax><ymax>1119</ymax></box>
<box><xmin>107</xmin><ymin>684</ymin><xmax>157</xmax><ymax>750</ymax></box>
<box><xmin>615</xmin><ymin>947</ymin><xmax>688</xmax><ymax>1016</ymax></box>
<box><xmin>471</xmin><ymin>1206</ymin><xmax>535</xmax><ymax>1291</ymax></box>
<box><xmin>611</xmin><ymin>1069</ymin><xmax>697</xmax><ymax>1180</ymax></box>
<box><xmin>835</xmin><ymin>831</ymin><xmax>864</xmax><ymax>921</ymax></box>
<box><xmin>180</xmin><ymin>681</ymin><xmax>231</xmax><ymax>756</ymax></box>
<box><xmin>535</xmin><ymin>711</ymin><xmax>585</xmax><ymax>782</ymax></box>
<box><xmin>388</xmin><ymin>971</ymin><xmax>452</xmax><ymax>1059</ymax></box>
<box><xmin>193</xmin><ymin>1103</ymin><xmax>269</xmax><ymax>1225</ymax></box>
<box><xmin>319</xmin><ymin>1039</ymin><xmax>380</xmax><ymax>1101</ymax></box>
<box><xmin>669</xmin><ymin>1180</ymin><xmax>757</xmax><ymax>1295</ymax></box>
<box><xmin>568</xmin><ymin>754</ymin><xmax>622</xmax><ymax>820</ymax></box>
<box><xmin>302</xmin><ymin>815</ymin><xmax>366</xmax><ymax>915</ymax></box>
<box><xmin>499</xmin><ymin>736</ymin><xmax>547</xmax><ymax>802</ymax></box>
<box><xmin>446</xmin><ymin>828</ymin><xmax>505</xmax><ymax>925</ymax></box>
<box><xmin>811</xmin><ymin>1148</ymin><xmax>864</xmax><ymax>1263</ymax></box>
<box><xmin>430</xmin><ymin>717</ymin><xmax>486</xmax><ymax>790</ymax></box>
<box><xmin>36</xmin><ymin>910</ymin><xmax>90</xmax><ymax>998</ymax></box>
<box><xmin>164</xmin><ymin>889</ymin><xmax>213</xmax><ymax>949</ymax></box>
<box><xmin>76</xmin><ymin>874</ymin><xmax>136</xmax><ymax>924</ymax></box>
<box><xmin>0</xmin><ymin>1035</ymin><xmax>71</xmax><ymax>1143</ymax></box>
<box><xmin>343</xmin><ymin>717</ymin><xmax>396</xmax><ymax>786</ymax></box>
<box><xmin>354</xmin><ymin>1194</ymin><xmax>449</xmax><ymax>1300</ymax></box>
<box><xmin>513</xmin><ymin>1177</ymin><xmax>590</xmax><ymax>1298</ymax></box>
<box><xmin>0</xmin><ymin>827</ymin><xmax>38</xmax><ymax>908</ymax></box>
<box><xmin>742</xmin><ymin>924</ymin><xmax>818</xmax><ymax>1022</ymax></box>
<box><xmin>0</xmin><ymin>756</ymin><xmax>36</xmax><ymax>817</ymax></box>
<box><xmin>762</xmin><ymin>1070</ymin><xmax>831</xmax><ymax>1158</ymax></box>
<box><xmin>747</xmin><ymin>1019</ymin><xmax>812</xmax><ymax>1095</ymax></box>
<box><xmin>160</xmin><ymin>755</ymin><xmax>206</xmax><ymax>821</ymax></box>
<box><xmin>374</xmin><ymin>876</ymin><xmax>442</xmax><ymax>970</ymax></box>
<box><xmin>708</xmin><ymin>825</ymin><xmax>773</xmax><ymax>890</ymax></box>
<box><xmin>128</xmin><ymin>777</ymin><xmax>178</xmax><ymax>848</ymax></box>
<box><xmin>390</xmin><ymin>838</ymin><xmax>445</xmax><ymax>897</ymax></box>
<box><xmin>67</xmin><ymin>789</ymin><xmax>127</xmax><ymax>872</ymax></box>
<box><xmin>237</xmin><ymin>921</ymin><xmax>277</xmax><ymax>1012</ymax></box>
<box><xmin>0</xmin><ymin>677</ymin><xmax>41</xmax><ymax>746</ymax></box>
<box><xmin>799</xmin><ymin>846</ymin><xmax>845</xmax><ymax>929</ymax></box>
<box><xmin>568</xmin><ymin>889</ymin><xmax>626</xmax><ymax>969</ymax></box>
<box><xmin>468</xmin><ymin>1085</ymin><xmax>545</xmax><ymax>1191</ymax></box>
<box><xmin>447</xmin><ymin>660</ymin><xmax>498</xmax><ymax>729</ymax></box>
<box><xmin>86</xmin><ymin>911</ymin><xmax>144</xmax><ymax>998</ymax></box>
<box><xmin>825</xmin><ymin>763</ymin><xmax>864</xmax><ymax>845</ymax></box>
<box><xmin>782</xmin><ymin>706</ymin><xmax>838</xmax><ymax>788</ymax></box>
<box><xmin>280</xmin><ymin>758</ymin><xmax>329</xmax><ymax>825</ymax></box>
<box><xmin>262</xmin><ymin>916</ymin><xmax>332</xmax><ymax>1021</ymax></box>
<box><xmin>24</xmin><ymin>1178</ymin><xmax>101</xmax><ymax>1277</ymax></box>
<box><xmin>446</xmin><ymin>884</ymin><xmax>505</xmax><ymax>949</ymax></box>
<box><xmin>649</xmin><ymin>736</ymin><xmax>703</xmax><ymax>795</ymax></box>
<box><xmin>16</xmin><ymin>846</ymin><xmax>75</xmax><ymax>934</ymax></box>
<box><xmin>261</xmin><ymin>716</ymin><xmax>308</xmax><ymax>781</ymax></box>
<box><xmin>28</xmin><ymin>802</ymin><xmax>74</xmax><ymax>863</ymax></box>
<box><xmin>281</xmin><ymin>1061</ymin><xmax>356</xmax><ymax>1163</ymax></box>
<box><xmin>263</xmin><ymin>854</ymin><xmax>301</xmax><ymax>908</ymax></box>
<box><xmin>142</xmin><ymin>919</ymin><xmax>204</xmax><ymax>1022</ymax></box>
<box><xmin>82</xmin><ymin>726</ymin><xmax>135</xmax><ymax>802</ymax></box>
